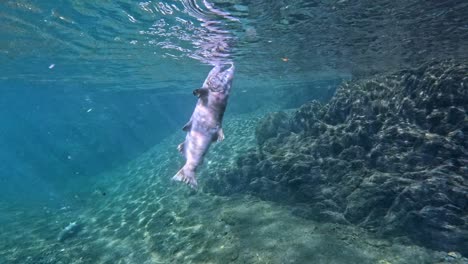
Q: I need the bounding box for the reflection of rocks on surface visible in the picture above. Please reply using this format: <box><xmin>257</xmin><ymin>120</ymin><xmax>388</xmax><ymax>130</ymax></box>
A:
<box><xmin>204</xmin><ymin>61</ymin><xmax>468</xmax><ymax>256</ymax></box>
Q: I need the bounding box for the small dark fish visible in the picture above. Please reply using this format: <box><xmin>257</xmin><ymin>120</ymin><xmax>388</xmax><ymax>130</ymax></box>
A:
<box><xmin>94</xmin><ymin>188</ymin><xmax>107</xmax><ymax>197</ymax></box>
<box><xmin>173</xmin><ymin>63</ymin><xmax>235</xmax><ymax>188</ymax></box>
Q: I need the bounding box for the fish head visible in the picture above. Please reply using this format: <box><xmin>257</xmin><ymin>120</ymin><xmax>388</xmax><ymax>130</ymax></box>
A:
<box><xmin>203</xmin><ymin>63</ymin><xmax>235</xmax><ymax>94</ymax></box>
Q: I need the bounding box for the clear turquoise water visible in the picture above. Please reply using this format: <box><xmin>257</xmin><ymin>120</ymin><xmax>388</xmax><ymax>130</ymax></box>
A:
<box><xmin>0</xmin><ymin>0</ymin><xmax>467</xmax><ymax>263</ymax></box>
<box><xmin>0</xmin><ymin>0</ymin><xmax>352</xmax><ymax>204</ymax></box>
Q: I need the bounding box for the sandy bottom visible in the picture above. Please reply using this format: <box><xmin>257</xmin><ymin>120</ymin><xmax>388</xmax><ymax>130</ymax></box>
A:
<box><xmin>0</xmin><ymin>114</ymin><xmax>464</xmax><ymax>264</ymax></box>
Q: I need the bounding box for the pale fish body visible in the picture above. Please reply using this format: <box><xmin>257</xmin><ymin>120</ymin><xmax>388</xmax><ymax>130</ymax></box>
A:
<box><xmin>57</xmin><ymin>222</ymin><xmax>81</xmax><ymax>242</ymax></box>
<box><xmin>173</xmin><ymin>63</ymin><xmax>235</xmax><ymax>188</ymax></box>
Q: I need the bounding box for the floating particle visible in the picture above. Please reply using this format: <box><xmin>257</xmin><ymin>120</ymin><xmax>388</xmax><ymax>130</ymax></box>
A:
<box><xmin>49</xmin><ymin>64</ymin><xmax>55</xmax><ymax>69</ymax></box>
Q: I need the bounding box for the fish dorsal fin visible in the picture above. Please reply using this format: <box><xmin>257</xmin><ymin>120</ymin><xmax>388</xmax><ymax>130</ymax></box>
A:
<box><xmin>182</xmin><ymin>120</ymin><xmax>192</xmax><ymax>131</ymax></box>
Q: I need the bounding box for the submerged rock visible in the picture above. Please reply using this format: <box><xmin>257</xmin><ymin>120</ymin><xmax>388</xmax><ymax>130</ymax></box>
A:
<box><xmin>204</xmin><ymin>61</ymin><xmax>468</xmax><ymax>256</ymax></box>
<box><xmin>255</xmin><ymin>111</ymin><xmax>291</xmax><ymax>146</ymax></box>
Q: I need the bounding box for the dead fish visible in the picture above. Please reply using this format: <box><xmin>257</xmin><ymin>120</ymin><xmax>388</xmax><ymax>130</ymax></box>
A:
<box><xmin>173</xmin><ymin>63</ymin><xmax>235</xmax><ymax>188</ymax></box>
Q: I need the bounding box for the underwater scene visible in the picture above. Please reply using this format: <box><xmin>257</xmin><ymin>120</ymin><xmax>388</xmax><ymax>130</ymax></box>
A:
<box><xmin>0</xmin><ymin>0</ymin><xmax>467</xmax><ymax>263</ymax></box>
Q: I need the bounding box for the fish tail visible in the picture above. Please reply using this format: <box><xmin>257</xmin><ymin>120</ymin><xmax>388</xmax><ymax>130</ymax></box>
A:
<box><xmin>172</xmin><ymin>166</ymin><xmax>198</xmax><ymax>189</ymax></box>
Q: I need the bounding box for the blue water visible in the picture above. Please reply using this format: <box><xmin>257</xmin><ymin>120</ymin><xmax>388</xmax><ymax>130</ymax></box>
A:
<box><xmin>1</xmin><ymin>0</ymin><xmax>467</xmax><ymax>263</ymax></box>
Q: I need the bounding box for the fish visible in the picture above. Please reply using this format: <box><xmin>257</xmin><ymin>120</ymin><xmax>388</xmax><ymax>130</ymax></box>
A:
<box><xmin>173</xmin><ymin>63</ymin><xmax>235</xmax><ymax>188</ymax></box>
<box><xmin>57</xmin><ymin>221</ymin><xmax>81</xmax><ymax>242</ymax></box>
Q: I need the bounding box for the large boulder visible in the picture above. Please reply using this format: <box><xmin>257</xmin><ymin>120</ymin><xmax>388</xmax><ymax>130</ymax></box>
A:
<box><xmin>204</xmin><ymin>61</ymin><xmax>468</xmax><ymax>256</ymax></box>
<box><xmin>255</xmin><ymin>111</ymin><xmax>291</xmax><ymax>146</ymax></box>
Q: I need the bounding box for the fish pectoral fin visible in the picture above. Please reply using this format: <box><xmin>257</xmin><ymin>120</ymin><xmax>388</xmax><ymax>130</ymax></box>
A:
<box><xmin>182</xmin><ymin>120</ymin><xmax>192</xmax><ymax>131</ymax></box>
<box><xmin>216</xmin><ymin>128</ymin><xmax>225</xmax><ymax>142</ymax></box>
<box><xmin>193</xmin><ymin>88</ymin><xmax>209</xmax><ymax>98</ymax></box>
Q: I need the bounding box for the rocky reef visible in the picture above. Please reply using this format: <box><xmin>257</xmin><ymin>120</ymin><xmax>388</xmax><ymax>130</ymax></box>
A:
<box><xmin>204</xmin><ymin>61</ymin><xmax>468</xmax><ymax>256</ymax></box>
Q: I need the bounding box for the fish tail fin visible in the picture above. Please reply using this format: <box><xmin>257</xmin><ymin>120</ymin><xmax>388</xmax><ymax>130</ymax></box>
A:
<box><xmin>172</xmin><ymin>166</ymin><xmax>198</xmax><ymax>189</ymax></box>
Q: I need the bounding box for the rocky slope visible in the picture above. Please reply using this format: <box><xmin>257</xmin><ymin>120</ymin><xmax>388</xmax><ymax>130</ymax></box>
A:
<box><xmin>203</xmin><ymin>61</ymin><xmax>468</xmax><ymax>256</ymax></box>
